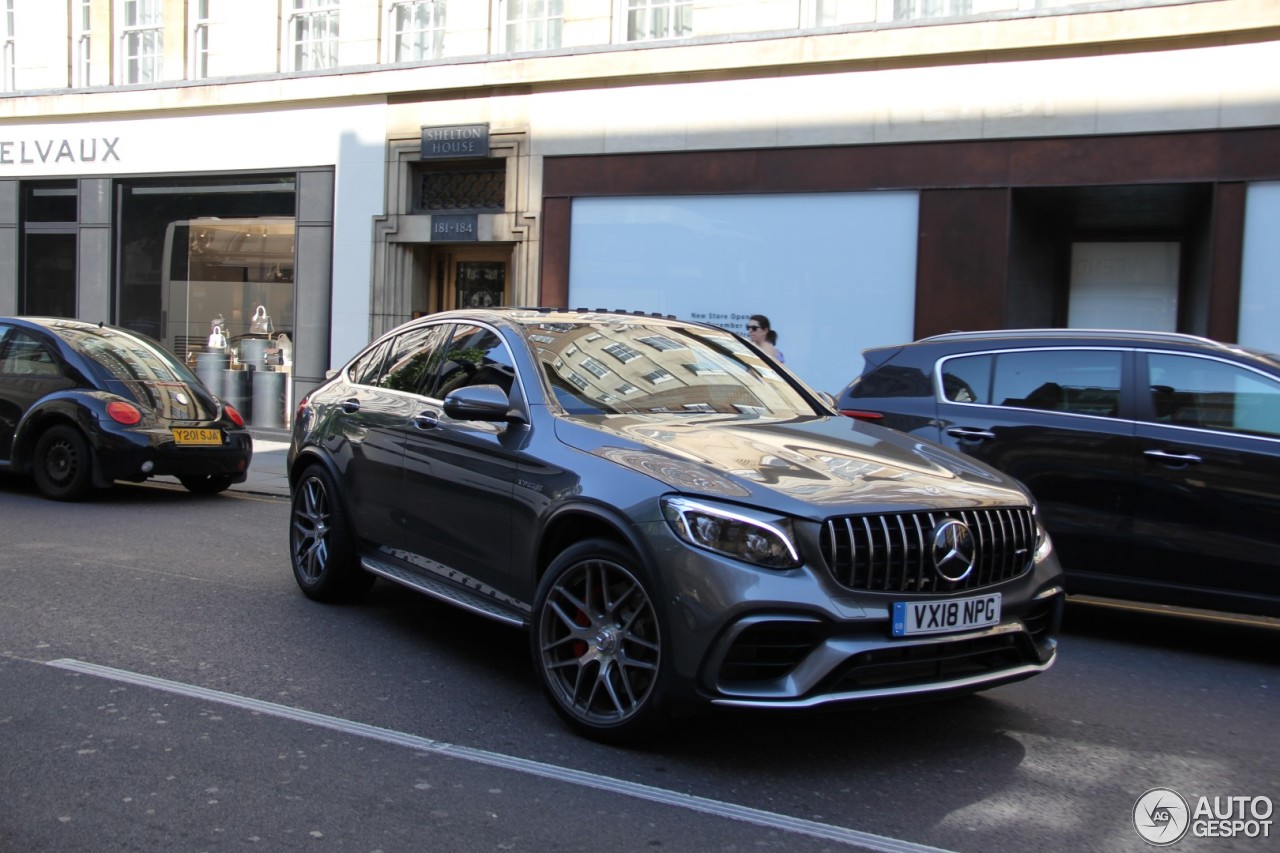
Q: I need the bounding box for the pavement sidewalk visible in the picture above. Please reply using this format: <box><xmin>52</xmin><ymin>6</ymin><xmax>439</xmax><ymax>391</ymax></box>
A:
<box><xmin>237</xmin><ymin>427</ymin><xmax>292</xmax><ymax>497</ymax></box>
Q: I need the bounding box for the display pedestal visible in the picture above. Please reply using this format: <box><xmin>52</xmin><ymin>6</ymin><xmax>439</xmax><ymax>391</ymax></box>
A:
<box><xmin>251</xmin><ymin>369</ymin><xmax>287</xmax><ymax>428</ymax></box>
<box><xmin>195</xmin><ymin>352</ymin><xmax>230</xmax><ymax>397</ymax></box>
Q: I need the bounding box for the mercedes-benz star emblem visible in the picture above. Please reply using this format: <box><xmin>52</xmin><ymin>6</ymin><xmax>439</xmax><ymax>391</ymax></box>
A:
<box><xmin>931</xmin><ymin>519</ymin><xmax>976</xmax><ymax>582</ymax></box>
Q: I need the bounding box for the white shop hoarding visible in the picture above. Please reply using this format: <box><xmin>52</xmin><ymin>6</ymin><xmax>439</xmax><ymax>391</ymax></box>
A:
<box><xmin>0</xmin><ymin>102</ymin><xmax>385</xmax><ymax>176</ymax></box>
<box><xmin>567</xmin><ymin>192</ymin><xmax>919</xmax><ymax>397</ymax></box>
<box><xmin>1240</xmin><ymin>181</ymin><xmax>1280</xmax><ymax>356</ymax></box>
<box><xmin>0</xmin><ymin>102</ymin><xmax>388</xmax><ymax>366</ymax></box>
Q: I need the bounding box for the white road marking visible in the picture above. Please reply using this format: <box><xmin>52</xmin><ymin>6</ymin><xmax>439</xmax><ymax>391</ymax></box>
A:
<box><xmin>48</xmin><ymin>658</ymin><xmax>953</xmax><ymax>853</ymax></box>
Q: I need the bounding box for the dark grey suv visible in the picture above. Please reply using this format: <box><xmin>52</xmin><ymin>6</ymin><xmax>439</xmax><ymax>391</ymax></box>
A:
<box><xmin>837</xmin><ymin>328</ymin><xmax>1280</xmax><ymax>619</ymax></box>
<box><xmin>288</xmin><ymin>309</ymin><xmax>1063</xmax><ymax>741</ymax></box>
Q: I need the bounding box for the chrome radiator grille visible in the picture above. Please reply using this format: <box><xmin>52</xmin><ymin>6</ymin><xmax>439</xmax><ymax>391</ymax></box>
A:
<box><xmin>820</xmin><ymin>508</ymin><xmax>1036</xmax><ymax>594</ymax></box>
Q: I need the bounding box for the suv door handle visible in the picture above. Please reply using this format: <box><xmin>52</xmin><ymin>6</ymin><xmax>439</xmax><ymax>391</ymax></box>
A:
<box><xmin>413</xmin><ymin>411</ymin><xmax>440</xmax><ymax>430</ymax></box>
<box><xmin>1144</xmin><ymin>449</ymin><xmax>1202</xmax><ymax>465</ymax></box>
<box><xmin>340</xmin><ymin>398</ymin><xmax>360</xmax><ymax>414</ymax></box>
<box><xmin>946</xmin><ymin>427</ymin><xmax>996</xmax><ymax>441</ymax></box>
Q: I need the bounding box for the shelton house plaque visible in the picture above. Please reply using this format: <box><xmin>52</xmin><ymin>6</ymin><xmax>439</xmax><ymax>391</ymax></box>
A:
<box><xmin>421</xmin><ymin>124</ymin><xmax>490</xmax><ymax>159</ymax></box>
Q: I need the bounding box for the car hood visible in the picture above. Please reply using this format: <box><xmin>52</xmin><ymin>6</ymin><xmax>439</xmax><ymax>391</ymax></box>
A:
<box><xmin>554</xmin><ymin>412</ymin><xmax>1031</xmax><ymax>517</ymax></box>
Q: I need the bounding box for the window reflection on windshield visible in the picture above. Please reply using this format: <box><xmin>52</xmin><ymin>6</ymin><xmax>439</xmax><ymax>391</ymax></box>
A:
<box><xmin>522</xmin><ymin>318</ymin><xmax>811</xmax><ymax>417</ymax></box>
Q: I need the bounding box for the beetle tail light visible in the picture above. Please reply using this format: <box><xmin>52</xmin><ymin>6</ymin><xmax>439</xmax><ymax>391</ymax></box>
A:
<box><xmin>225</xmin><ymin>404</ymin><xmax>246</xmax><ymax>428</ymax></box>
<box><xmin>106</xmin><ymin>401</ymin><xmax>143</xmax><ymax>425</ymax></box>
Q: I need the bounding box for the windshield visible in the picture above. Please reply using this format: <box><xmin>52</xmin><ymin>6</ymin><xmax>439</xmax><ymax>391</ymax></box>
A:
<box><xmin>521</xmin><ymin>318</ymin><xmax>817</xmax><ymax>417</ymax></box>
<box><xmin>55</xmin><ymin>325</ymin><xmax>200</xmax><ymax>385</ymax></box>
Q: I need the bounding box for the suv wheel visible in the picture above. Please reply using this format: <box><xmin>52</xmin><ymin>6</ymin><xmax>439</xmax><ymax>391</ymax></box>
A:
<box><xmin>532</xmin><ymin>539</ymin><xmax>669</xmax><ymax>743</ymax></box>
<box><xmin>290</xmin><ymin>465</ymin><xmax>374</xmax><ymax>602</ymax></box>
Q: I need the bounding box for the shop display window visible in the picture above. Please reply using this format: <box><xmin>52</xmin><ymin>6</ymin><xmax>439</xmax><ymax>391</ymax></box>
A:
<box><xmin>116</xmin><ymin>174</ymin><xmax>297</xmax><ymax>427</ymax></box>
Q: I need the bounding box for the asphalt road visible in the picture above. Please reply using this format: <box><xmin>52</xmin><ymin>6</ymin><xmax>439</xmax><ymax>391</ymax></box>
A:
<box><xmin>0</xmin><ymin>479</ymin><xmax>1276</xmax><ymax>852</ymax></box>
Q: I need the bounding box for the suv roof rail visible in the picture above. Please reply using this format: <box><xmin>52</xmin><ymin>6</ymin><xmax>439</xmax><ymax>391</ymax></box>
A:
<box><xmin>921</xmin><ymin>328</ymin><xmax>1232</xmax><ymax>348</ymax></box>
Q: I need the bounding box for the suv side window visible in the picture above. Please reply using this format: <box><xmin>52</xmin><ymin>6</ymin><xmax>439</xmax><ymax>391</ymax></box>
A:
<box><xmin>944</xmin><ymin>349</ymin><xmax>1122</xmax><ymax>417</ymax></box>
<box><xmin>428</xmin><ymin>324</ymin><xmax>516</xmax><ymax>400</ymax></box>
<box><xmin>348</xmin><ymin>338</ymin><xmax>392</xmax><ymax>386</ymax></box>
<box><xmin>380</xmin><ymin>324</ymin><xmax>453</xmax><ymax>393</ymax></box>
<box><xmin>941</xmin><ymin>354</ymin><xmax>992</xmax><ymax>404</ymax></box>
<box><xmin>1147</xmin><ymin>353</ymin><xmax>1280</xmax><ymax>438</ymax></box>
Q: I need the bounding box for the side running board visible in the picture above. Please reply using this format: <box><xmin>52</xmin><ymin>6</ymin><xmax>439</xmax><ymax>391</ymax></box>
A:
<box><xmin>361</xmin><ymin>556</ymin><xmax>527</xmax><ymax>627</ymax></box>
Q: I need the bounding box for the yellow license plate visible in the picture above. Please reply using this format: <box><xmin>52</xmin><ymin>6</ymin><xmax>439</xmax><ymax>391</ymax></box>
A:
<box><xmin>172</xmin><ymin>428</ymin><xmax>223</xmax><ymax>446</ymax></box>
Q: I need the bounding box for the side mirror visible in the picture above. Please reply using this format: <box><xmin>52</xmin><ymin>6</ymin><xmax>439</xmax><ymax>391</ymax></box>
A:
<box><xmin>443</xmin><ymin>384</ymin><xmax>525</xmax><ymax>424</ymax></box>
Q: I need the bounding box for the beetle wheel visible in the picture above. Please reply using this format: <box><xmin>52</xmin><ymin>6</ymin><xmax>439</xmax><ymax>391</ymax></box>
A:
<box><xmin>32</xmin><ymin>425</ymin><xmax>94</xmax><ymax>501</ymax></box>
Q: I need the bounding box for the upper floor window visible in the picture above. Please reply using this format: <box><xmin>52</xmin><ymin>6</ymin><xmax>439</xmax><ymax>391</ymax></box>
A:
<box><xmin>388</xmin><ymin>0</ymin><xmax>446</xmax><ymax>62</ymax></box>
<box><xmin>626</xmin><ymin>0</ymin><xmax>691</xmax><ymax>42</ymax></box>
<box><xmin>290</xmin><ymin>0</ymin><xmax>340</xmax><ymax>71</ymax></box>
<box><xmin>120</xmin><ymin>0</ymin><xmax>163</xmax><ymax>84</ymax></box>
<box><xmin>73</xmin><ymin>0</ymin><xmax>91</xmax><ymax>87</ymax></box>
<box><xmin>190</xmin><ymin>0</ymin><xmax>210</xmax><ymax>79</ymax></box>
<box><xmin>2</xmin><ymin>0</ymin><xmax>15</xmax><ymax>92</ymax></box>
<box><xmin>503</xmin><ymin>0</ymin><xmax>562</xmax><ymax>53</ymax></box>
<box><xmin>894</xmin><ymin>0</ymin><xmax>973</xmax><ymax>20</ymax></box>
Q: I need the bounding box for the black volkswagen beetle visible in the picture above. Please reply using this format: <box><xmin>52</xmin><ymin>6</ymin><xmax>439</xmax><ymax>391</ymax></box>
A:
<box><xmin>0</xmin><ymin>317</ymin><xmax>252</xmax><ymax>500</ymax></box>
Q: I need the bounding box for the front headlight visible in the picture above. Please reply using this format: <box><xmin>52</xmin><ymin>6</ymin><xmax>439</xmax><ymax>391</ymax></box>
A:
<box><xmin>1033</xmin><ymin>507</ymin><xmax>1054</xmax><ymax>563</ymax></box>
<box><xmin>661</xmin><ymin>496</ymin><xmax>801</xmax><ymax>569</ymax></box>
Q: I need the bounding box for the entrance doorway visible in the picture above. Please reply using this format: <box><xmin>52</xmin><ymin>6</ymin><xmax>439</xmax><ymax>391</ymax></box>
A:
<box><xmin>1009</xmin><ymin>184</ymin><xmax>1211</xmax><ymax>334</ymax></box>
<box><xmin>425</xmin><ymin>247</ymin><xmax>511</xmax><ymax>313</ymax></box>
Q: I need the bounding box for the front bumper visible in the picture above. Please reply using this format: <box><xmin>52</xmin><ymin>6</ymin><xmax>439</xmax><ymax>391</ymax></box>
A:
<box><xmin>704</xmin><ymin>588</ymin><xmax>1061</xmax><ymax>708</ymax></box>
<box><xmin>641</xmin><ymin>520</ymin><xmax>1064</xmax><ymax>709</ymax></box>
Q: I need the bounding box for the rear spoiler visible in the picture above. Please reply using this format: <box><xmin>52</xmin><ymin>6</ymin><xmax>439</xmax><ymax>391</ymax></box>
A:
<box><xmin>860</xmin><ymin>344</ymin><xmax>905</xmax><ymax>370</ymax></box>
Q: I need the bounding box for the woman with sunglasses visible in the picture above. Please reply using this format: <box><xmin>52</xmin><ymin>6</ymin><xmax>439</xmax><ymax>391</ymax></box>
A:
<box><xmin>746</xmin><ymin>314</ymin><xmax>784</xmax><ymax>363</ymax></box>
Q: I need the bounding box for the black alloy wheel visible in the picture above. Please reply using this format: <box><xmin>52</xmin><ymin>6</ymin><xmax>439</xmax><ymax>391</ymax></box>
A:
<box><xmin>533</xmin><ymin>539</ymin><xmax>668</xmax><ymax>743</ymax></box>
<box><xmin>289</xmin><ymin>465</ymin><xmax>374</xmax><ymax>601</ymax></box>
<box><xmin>179</xmin><ymin>474</ymin><xmax>234</xmax><ymax>495</ymax></box>
<box><xmin>32</xmin><ymin>425</ymin><xmax>94</xmax><ymax>501</ymax></box>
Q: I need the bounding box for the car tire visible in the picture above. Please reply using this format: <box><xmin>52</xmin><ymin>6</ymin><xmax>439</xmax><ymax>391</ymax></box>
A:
<box><xmin>179</xmin><ymin>474</ymin><xmax>234</xmax><ymax>495</ymax></box>
<box><xmin>531</xmin><ymin>538</ymin><xmax>670</xmax><ymax>744</ymax></box>
<box><xmin>32</xmin><ymin>424</ymin><xmax>95</xmax><ymax>502</ymax></box>
<box><xmin>289</xmin><ymin>465</ymin><xmax>374</xmax><ymax>602</ymax></box>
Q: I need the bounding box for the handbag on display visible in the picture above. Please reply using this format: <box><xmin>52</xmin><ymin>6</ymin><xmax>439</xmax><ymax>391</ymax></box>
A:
<box><xmin>207</xmin><ymin>324</ymin><xmax>227</xmax><ymax>350</ymax></box>
<box><xmin>249</xmin><ymin>305</ymin><xmax>272</xmax><ymax>335</ymax></box>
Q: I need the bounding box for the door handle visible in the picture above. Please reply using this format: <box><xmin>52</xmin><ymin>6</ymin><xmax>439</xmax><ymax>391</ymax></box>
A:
<box><xmin>413</xmin><ymin>411</ymin><xmax>440</xmax><ymax>430</ymax></box>
<box><xmin>1144</xmin><ymin>449</ymin><xmax>1202</xmax><ymax>465</ymax></box>
<box><xmin>946</xmin><ymin>427</ymin><xmax>996</xmax><ymax>441</ymax></box>
<box><xmin>340</xmin><ymin>398</ymin><xmax>360</xmax><ymax>414</ymax></box>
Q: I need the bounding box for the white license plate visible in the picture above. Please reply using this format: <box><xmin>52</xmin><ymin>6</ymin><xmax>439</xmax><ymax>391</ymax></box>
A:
<box><xmin>892</xmin><ymin>593</ymin><xmax>1001</xmax><ymax>637</ymax></box>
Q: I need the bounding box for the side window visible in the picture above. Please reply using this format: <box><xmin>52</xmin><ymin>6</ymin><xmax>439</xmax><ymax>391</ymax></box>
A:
<box><xmin>381</xmin><ymin>324</ymin><xmax>452</xmax><ymax>393</ymax></box>
<box><xmin>1147</xmin><ymin>353</ymin><xmax>1280</xmax><ymax>438</ymax></box>
<box><xmin>428</xmin><ymin>324</ymin><xmax>516</xmax><ymax>400</ymax></box>
<box><xmin>991</xmin><ymin>349</ymin><xmax>1122</xmax><ymax>416</ymax></box>
<box><xmin>0</xmin><ymin>329</ymin><xmax>62</xmax><ymax>378</ymax></box>
<box><xmin>347</xmin><ymin>338</ymin><xmax>392</xmax><ymax>386</ymax></box>
<box><xmin>940</xmin><ymin>354</ymin><xmax>992</xmax><ymax>404</ymax></box>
